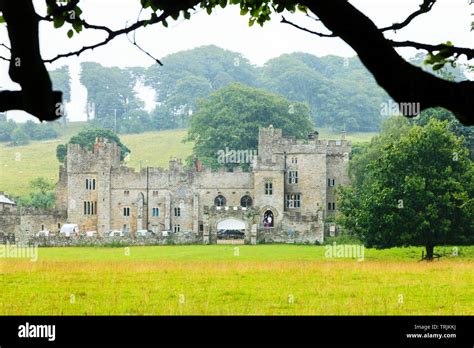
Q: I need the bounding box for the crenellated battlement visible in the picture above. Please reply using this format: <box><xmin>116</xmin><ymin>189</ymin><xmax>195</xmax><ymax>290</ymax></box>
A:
<box><xmin>67</xmin><ymin>138</ymin><xmax>121</xmax><ymax>173</ymax></box>
<box><xmin>46</xmin><ymin>126</ymin><xmax>351</xmax><ymax>244</ymax></box>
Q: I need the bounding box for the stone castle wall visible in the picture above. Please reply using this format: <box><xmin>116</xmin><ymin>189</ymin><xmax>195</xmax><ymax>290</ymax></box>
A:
<box><xmin>2</xmin><ymin>127</ymin><xmax>351</xmax><ymax>245</ymax></box>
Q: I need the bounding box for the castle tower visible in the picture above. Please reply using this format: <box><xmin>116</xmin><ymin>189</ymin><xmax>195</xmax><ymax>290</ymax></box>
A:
<box><xmin>96</xmin><ymin>138</ymin><xmax>121</xmax><ymax>236</ymax></box>
<box><xmin>253</xmin><ymin>126</ymin><xmax>285</xmax><ymax>231</ymax></box>
<box><xmin>65</xmin><ymin>138</ymin><xmax>121</xmax><ymax>235</ymax></box>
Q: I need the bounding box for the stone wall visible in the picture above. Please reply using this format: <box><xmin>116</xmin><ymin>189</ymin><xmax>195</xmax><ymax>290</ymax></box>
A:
<box><xmin>43</xmin><ymin>126</ymin><xmax>351</xmax><ymax>245</ymax></box>
<box><xmin>25</xmin><ymin>231</ymin><xmax>202</xmax><ymax>247</ymax></box>
<box><xmin>0</xmin><ymin>210</ymin><xmax>21</xmax><ymax>235</ymax></box>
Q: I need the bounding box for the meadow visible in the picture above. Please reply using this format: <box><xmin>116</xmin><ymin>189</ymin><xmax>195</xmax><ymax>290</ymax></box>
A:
<box><xmin>0</xmin><ymin>123</ymin><xmax>375</xmax><ymax>197</ymax></box>
<box><xmin>0</xmin><ymin>245</ymin><xmax>473</xmax><ymax>315</ymax></box>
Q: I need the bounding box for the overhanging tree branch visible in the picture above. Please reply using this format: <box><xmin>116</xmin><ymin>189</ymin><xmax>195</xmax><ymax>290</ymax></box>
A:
<box><xmin>380</xmin><ymin>0</ymin><xmax>437</xmax><ymax>32</ymax></box>
<box><xmin>41</xmin><ymin>0</ymin><xmax>203</xmax><ymax>64</ymax></box>
<box><xmin>42</xmin><ymin>14</ymin><xmax>167</xmax><ymax>64</ymax></box>
<box><xmin>389</xmin><ymin>40</ymin><xmax>474</xmax><ymax>60</ymax></box>
<box><xmin>299</xmin><ymin>0</ymin><xmax>473</xmax><ymax>125</ymax></box>
<box><xmin>281</xmin><ymin>16</ymin><xmax>335</xmax><ymax>37</ymax></box>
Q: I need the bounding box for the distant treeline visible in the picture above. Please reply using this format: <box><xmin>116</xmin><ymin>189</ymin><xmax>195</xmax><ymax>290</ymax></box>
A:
<box><xmin>14</xmin><ymin>46</ymin><xmax>469</xmax><ymax>139</ymax></box>
<box><xmin>0</xmin><ymin>115</ymin><xmax>60</xmax><ymax>146</ymax></box>
<box><xmin>78</xmin><ymin>45</ymin><xmax>397</xmax><ymax>133</ymax></box>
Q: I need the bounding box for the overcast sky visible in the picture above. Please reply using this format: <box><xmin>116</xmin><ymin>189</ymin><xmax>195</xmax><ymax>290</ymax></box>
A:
<box><xmin>1</xmin><ymin>0</ymin><xmax>472</xmax><ymax>122</ymax></box>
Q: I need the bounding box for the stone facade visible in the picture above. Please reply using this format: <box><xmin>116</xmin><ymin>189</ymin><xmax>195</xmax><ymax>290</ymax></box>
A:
<box><xmin>53</xmin><ymin>126</ymin><xmax>351</xmax><ymax>244</ymax></box>
<box><xmin>0</xmin><ymin>207</ymin><xmax>67</xmax><ymax>241</ymax></box>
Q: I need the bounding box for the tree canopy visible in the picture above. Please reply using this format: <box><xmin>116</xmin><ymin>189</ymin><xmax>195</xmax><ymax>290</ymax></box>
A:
<box><xmin>339</xmin><ymin>118</ymin><xmax>474</xmax><ymax>259</ymax></box>
<box><xmin>187</xmin><ymin>83</ymin><xmax>314</xmax><ymax>168</ymax></box>
<box><xmin>80</xmin><ymin>62</ymin><xmax>143</xmax><ymax>131</ymax></box>
<box><xmin>77</xmin><ymin>46</ymin><xmax>393</xmax><ymax>132</ymax></box>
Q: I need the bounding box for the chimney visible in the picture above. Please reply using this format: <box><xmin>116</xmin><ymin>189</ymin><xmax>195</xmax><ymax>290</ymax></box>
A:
<box><xmin>94</xmin><ymin>137</ymin><xmax>100</xmax><ymax>153</ymax></box>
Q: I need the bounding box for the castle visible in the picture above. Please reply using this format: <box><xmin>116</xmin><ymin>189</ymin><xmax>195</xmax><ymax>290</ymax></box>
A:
<box><xmin>52</xmin><ymin>126</ymin><xmax>351</xmax><ymax>244</ymax></box>
<box><xmin>0</xmin><ymin>126</ymin><xmax>351</xmax><ymax>244</ymax></box>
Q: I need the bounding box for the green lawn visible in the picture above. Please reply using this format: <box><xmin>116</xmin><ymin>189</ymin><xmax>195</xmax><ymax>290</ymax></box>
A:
<box><xmin>0</xmin><ymin>245</ymin><xmax>472</xmax><ymax>315</ymax></box>
<box><xmin>0</xmin><ymin>124</ymin><xmax>376</xmax><ymax>197</ymax></box>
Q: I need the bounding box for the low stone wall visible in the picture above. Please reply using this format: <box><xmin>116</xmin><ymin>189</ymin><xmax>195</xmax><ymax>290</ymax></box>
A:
<box><xmin>257</xmin><ymin>226</ymin><xmax>322</xmax><ymax>244</ymax></box>
<box><xmin>25</xmin><ymin>232</ymin><xmax>202</xmax><ymax>247</ymax></box>
<box><xmin>0</xmin><ymin>211</ymin><xmax>21</xmax><ymax>235</ymax></box>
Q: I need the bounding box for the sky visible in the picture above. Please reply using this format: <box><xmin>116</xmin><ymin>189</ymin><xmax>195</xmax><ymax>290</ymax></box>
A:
<box><xmin>0</xmin><ymin>0</ymin><xmax>473</xmax><ymax>122</ymax></box>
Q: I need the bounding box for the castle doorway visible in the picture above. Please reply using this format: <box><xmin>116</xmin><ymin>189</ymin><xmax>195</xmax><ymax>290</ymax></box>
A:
<box><xmin>216</xmin><ymin>218</ymin><xmax>246</xmax><ymax>244</ymax></box>
<box><xmin>263</xmin><ymin>210</ymin><xmax>274</xmax><ymax>228</ymax></box>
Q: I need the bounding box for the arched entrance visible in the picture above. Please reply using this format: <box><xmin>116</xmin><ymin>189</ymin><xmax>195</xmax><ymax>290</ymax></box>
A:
<box><xmin>263</xmin><ymin>210</ymin><xmax>274</xmax><ymax>228</ymax></box>
<box><xmin>216</xmin><ymin>218</ymin><xmax>246</xmax><ymax>244</ymax></box>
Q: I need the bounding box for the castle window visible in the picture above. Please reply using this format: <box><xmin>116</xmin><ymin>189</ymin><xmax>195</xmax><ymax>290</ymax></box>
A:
<box><xmin>214</xmin><ymin>195</ymin><xmax>226</xmax><ymax>207</ymax></box>
<box><xmin>173</xmin><ymin>224</ymin><xmax>180</xmax><ymax>233</ymax></box>
<box><xmin>83</xmin><ymin>201</ymin><xmax>96</xmax><ymax>215</ymax></box>
<box><xmin>123</xmin><ymin>207</ymin><xmax>130</xmax><ymax>217</ymax></box>
<box><xmin>288</xmin><ymin>171</ymin><xmax>298</xmax><ymax>184</ymax></box>
<box><xmin>291</xmin><ymin>157</ymin><xmax>298</xmax><ymax>164</ymax></box>
<box><xmin>285</xmin><ymin>193</ymin><xmax>301</xmax><ymax>209</ymax></box>
<box><xmin>328</xmin><ymin>178</ymin><xmax>335</xmax><ymax>187</ymax></box>
<box><xmin>152</xmin><ymin>190</ymin><xmax>159</xmax><ymax>196</ymax></box>
<box><xmin>152</xmin><ymin>207</ymin><xmax>159</xmax><ymax>217</ymax></box>
<box><xmin>265</xmin><ymin>182</ymin><xmax>273</xmax><ymax>195</ymax></box>
<box><xmin>174</xmin><ymin>207</ymin><xmax>181</xmax><ymax>217</ymax></box>
<box><xmin>124</xmin><ymin>190</ymin><xmax>130</xmax><ymax>196</ymax></box>
<box><xmin>199</xmin><ymin>224</ymin><xmax>204</xmax><ymax>232</ymax></box>
<box><xmin>327</xmin><ymin>202</ymin><xmax>336</xmax><ymax>210</ymax></box>
<box><xmin>86</xmin><ymin>179</ymin><xmax>95</xmax><ymax>190</ymax></box>
<box><xmin>240</xmin><ymin>195</ymin><xmax>252</xmax><ymax>208</ymax></box>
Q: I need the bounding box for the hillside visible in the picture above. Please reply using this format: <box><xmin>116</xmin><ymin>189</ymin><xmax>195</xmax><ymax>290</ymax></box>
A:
<box><xmin>0</xmin><ymin>122</ymin><xmax>375</xmax><ymax>197</ymax></box>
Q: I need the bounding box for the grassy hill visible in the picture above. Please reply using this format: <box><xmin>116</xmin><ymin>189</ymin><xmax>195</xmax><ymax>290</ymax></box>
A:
<box><xmin>0</xmin><ymin>122</ymin><xmax>375</xmax><ymax>197</ymax></box>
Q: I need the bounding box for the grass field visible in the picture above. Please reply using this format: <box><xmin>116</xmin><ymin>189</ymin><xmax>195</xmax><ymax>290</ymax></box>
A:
<box><xmin>1</xmin><ymin>245</ymin><xmax>473</xmax><ymax>315</ymax></box>
<box><xmin>0</xmin><ymin>123</ymin><xmax>376</xmax><ymax>197</ymax></box>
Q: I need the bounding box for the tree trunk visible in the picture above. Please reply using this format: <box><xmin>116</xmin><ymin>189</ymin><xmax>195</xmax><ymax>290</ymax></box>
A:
<box><xmin>425</xmin><ymin>244</ymin><xmax>434</xmax><ymax>261</ymax></box>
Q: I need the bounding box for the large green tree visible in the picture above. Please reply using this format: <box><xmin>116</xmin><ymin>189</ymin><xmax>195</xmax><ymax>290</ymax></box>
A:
<box><xmin>146</xmin><ymin>45</ymin><xmax>257</xmax><ymax>128</ymax></box>
<box><xmin>349</xmin><ymin>116</ymin><xmax>412</xmax><ymax>188</ymax></box>
<box><xmin>412</xmin><ymin>107</ymin><xmax>474</xmax><ymax>160</ymax></box>
<box><xmin>339</xmin><ymin>119</ymin><xmax>474</xmax><ymax>260</ymax></box>
<box><xmin>187</xmin><ymin>83</ymin><xmax>314</xmax><ymax>168</ymax></box>
<box><xmin>80</xmin><ymin>62</ymin><xmax>144</xmax><ymax>131</ymax></box>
